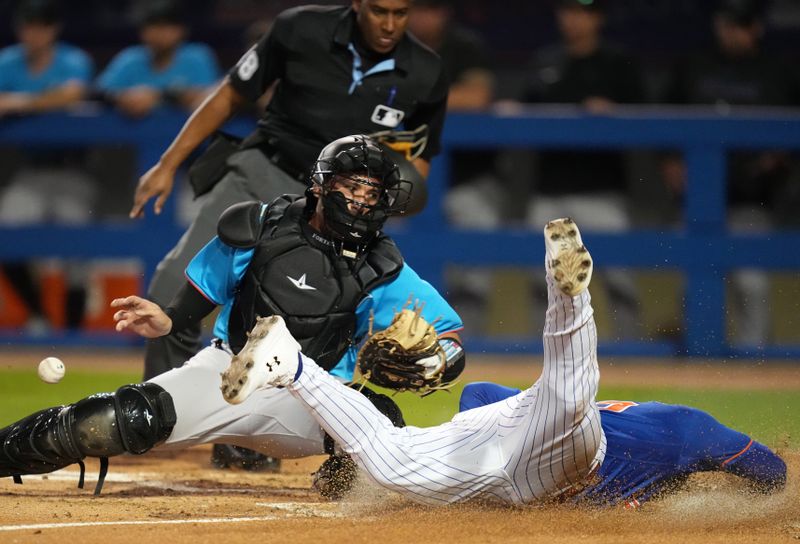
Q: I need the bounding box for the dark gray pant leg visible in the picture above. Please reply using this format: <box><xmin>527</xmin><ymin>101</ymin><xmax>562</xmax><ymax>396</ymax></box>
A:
<box><xmin>142</xmin><ymin>148</ymin><xmax>307</xmax><ymax>379</ymax></box>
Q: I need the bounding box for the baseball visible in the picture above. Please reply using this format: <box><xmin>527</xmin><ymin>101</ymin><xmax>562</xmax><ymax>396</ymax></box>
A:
<box><xmin>38</xmin><ymin>357</ymin><xmax>66</xmax><ymax>384</ymax></box>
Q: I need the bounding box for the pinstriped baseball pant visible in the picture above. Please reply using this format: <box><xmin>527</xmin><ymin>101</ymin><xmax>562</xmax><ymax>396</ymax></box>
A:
<box><xmin>287</xmin><ymin>271</ymin><xmax>606</xmax><ymax>506</ymax></box>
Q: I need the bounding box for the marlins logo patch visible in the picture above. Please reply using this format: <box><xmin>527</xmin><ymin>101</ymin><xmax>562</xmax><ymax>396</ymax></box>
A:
<box><xmin>371</xmin><ymin>104</ymin><xmax>404</xmax><ymax>128</ymax></box>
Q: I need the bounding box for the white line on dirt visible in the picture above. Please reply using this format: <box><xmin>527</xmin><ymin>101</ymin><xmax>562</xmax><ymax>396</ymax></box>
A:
<box><xmin>0</xmin><ymin>503</ymin><xmax>345</xmax><ymax>532</ymax></box>
<box><xmin>0</xmin><ymin>516</ymin><xmax>281</xmax><ymax>532</ymax></box>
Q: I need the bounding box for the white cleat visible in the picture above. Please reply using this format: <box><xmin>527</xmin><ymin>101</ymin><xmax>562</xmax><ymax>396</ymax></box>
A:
<box><xmin>220</xmin><ymin>315</ymin><xmax>302</xmax><ymax>404</ymax></box>
<box><xmin>544</xmin><ymin>218</ymin><xmax>593</xmax><ymax>296</ymax></box>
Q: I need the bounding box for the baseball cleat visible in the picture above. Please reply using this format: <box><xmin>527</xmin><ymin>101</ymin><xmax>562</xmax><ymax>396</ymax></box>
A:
<box><xmin>220</xmin><ymin>315</ymin><xmax>302</xmax><ymax>404</ymax></box>
<box><xmin>544</xmin><ymin>218</ymin><xmax>593</xmax><ymax>296</ymax></box>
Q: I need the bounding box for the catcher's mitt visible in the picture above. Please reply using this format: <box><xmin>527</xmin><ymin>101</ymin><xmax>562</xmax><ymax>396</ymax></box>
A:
<box><xmin>356</xmin><ymin>300</ymin><xmax>447</xmax><ymax>395</ymax></box>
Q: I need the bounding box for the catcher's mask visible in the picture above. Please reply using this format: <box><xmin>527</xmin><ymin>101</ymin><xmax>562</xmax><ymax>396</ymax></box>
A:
<box><xmin>311</xmin><ymin>135</ymin><xmax>412</xmax><ymax>246</ymax></box>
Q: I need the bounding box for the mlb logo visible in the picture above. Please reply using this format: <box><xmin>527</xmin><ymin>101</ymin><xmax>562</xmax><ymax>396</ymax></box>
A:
<box><xmin>371</xmin><ymin>105</ymin><xmax>405</xmax><ymax>128</ymax></box>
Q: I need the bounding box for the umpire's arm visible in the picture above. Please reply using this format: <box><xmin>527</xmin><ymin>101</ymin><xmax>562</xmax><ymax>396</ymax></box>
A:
<box><xmin>130</xmin><ymin>78</ymin><xmax>248</xmax><ymax>218</ymax></box>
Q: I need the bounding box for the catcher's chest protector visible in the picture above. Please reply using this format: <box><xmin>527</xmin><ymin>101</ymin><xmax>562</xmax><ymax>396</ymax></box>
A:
<box><xmin>228</xmin><ymin>198</ymin><xmax>402</xmax><ymax>369</ymax></box>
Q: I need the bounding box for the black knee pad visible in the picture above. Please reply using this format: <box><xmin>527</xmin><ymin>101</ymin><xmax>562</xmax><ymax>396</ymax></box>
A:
<box><xmin>70</xmin><ymin>383</ymin><xmax>176</xmax><ymax>456</ymax></box>
<box><xmin>114</xmin><ymin>383</ymin><xmax>177</xmax><ymax>454</ymax></box>
<box><xmin>353</xmin><ymin>384</ymin><xmax>405</xmax><ymax>428</ymax></box>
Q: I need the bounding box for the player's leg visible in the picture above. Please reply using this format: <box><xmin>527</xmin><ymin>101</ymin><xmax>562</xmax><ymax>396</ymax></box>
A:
<box><xmin>0</xmin><ymin>346</ymin><xmax>330</xmax><ymax>493</ymax></box>
<box><xmin>500</xmin><ymin>218</ymin><xmax>605</xmax><ymax>501</ymax></box>
<box><xmin>221</xmin><ymin>316</ymin><xmax>511</xmax><ymax>505</ymax></box>
<box><xmin>143</xmin><ymin>148</ymin><xmax>306</xmax><ymax>380</ymax></box>
<box><xmin>150</xmin><ymin>346</ymin><xmax>327</xmax><ymax>458</ymax></box>
<box><xmin>0</xmin><ymin>381</ymin><xmax>176</xmax><ymax>494</ymax></box>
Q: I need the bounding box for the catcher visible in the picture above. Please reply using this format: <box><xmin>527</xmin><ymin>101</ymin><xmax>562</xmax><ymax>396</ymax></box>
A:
<box><xmin>0</xmin><ymin>135</ymin><xmax>464</xmax><ymax>494</ymax></box>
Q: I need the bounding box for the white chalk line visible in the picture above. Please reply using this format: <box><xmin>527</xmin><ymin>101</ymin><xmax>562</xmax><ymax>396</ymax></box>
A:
<box><xmin>20</xmin><ymin>470</ymin><xmax>272</xmax><ymax>494</ymax></box>
<box><xmin>0</xmin><ymin>516</ymin><xmax>280</xmax><ymax>532</ymax></box>
<box><xmin>0</xmin><ymin>502</ymin><xmax>345</xmax><ymax>532</ymax></box>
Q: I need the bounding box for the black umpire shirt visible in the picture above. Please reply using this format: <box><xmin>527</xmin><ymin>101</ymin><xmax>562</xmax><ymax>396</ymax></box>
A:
<box><xmin>229</xmin><ymin>5</ymin><xmax>448</xmax><ymax>178</ymax></box>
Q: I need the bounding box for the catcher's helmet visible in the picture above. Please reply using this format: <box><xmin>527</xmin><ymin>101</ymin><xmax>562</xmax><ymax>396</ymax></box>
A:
<box><xmin>311</xmin><ymin>135</ymin><xmax>412</xmax><ymax>246</ymax></box>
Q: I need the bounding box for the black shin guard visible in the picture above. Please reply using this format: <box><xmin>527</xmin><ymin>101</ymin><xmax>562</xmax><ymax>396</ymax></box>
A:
<box><xmin>1</xmin><ymin>383</ymin><xmax>176</xmax><ymax>494</ymax></box>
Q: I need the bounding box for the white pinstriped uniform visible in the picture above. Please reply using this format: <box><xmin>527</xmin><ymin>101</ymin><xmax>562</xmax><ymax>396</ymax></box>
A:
<box><xmin>285</xmin><ymin>271</ymin><xmax>606</xmax><ymax>506</ymax></box>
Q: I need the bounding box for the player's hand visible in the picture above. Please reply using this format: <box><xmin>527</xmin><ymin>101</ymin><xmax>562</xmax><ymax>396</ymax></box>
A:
<box><xmin>116</xmin><ymin>87</ymin><xmax>161</xmax><ymax>118</ymax></box>
<box><xmin>111</xmin><ymin>296</ymin><xmax>172</xmax><ymax>338</ymax></box>
<box><xmin>130</xmin><ymin>162</ymin><xmax>176</xmax><ymax>218</ymax></box>
<box><xmin>0</xmin><ymin>93</ymin><xmax>29</xmax><ymax>116</ymax></box>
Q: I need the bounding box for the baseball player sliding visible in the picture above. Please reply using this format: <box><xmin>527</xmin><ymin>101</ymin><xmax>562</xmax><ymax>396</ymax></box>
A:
<box><xmin>221</xmin><ymin>218</ymin><xmax>605</xmax><ymax>505</ymax></box>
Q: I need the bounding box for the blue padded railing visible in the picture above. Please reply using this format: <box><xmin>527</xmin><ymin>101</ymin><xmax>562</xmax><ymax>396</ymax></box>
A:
<box><xmin>1</xmin><ymin>106</ymin><xmax>799</xmax><ymax>357</ymax></box>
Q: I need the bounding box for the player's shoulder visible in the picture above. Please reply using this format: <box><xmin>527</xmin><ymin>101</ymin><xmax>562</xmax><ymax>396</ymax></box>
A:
<box><xmin>404</xmin><ymin>32</ymin><xmax>442</xmax><ymax>69</ymax></box>
<box><xmin>0</xmin><ymin>44</ymin><xmax>24</xmax><ymax>65</ymax></box>
<box><xmin>276</xmin><ymin>4</ymin><xmax>344</xmax><ymax>30</ymax></box>
<box><xmin>178</xmin><ymin>42</ymin><xmax>215</xmax><ymax>59</ymax></box>
<box><xmin>109</xmin><ymin>45</ymin><xmax>149</xmax><ymax>67</ymax></box>
<box><xmin>55</xmin><ymin>43</ymin><xmax>93</xmax><ymax>70</ymax></box>
<box><xmin>371</xmin><ymin>234</ymin><xmax>403</xmax><ymax>263</ymax></box>
<box><xmin>217</xmin><ymin>200</ymin><xmax>268</xmax><ymax>249</ymax></box>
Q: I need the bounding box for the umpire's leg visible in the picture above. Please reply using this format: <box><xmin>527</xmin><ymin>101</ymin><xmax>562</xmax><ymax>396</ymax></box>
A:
<box><xmin>143</xmin><ymin>148</ymin><xmax>307</xmax><ymax>379</ymax></box>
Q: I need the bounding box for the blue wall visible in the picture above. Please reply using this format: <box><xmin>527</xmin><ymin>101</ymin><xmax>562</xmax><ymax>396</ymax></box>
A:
<box><xmin>1</xmin><ymin>106</ymin><xmax>799</xmax><ymax>357</ymax></box>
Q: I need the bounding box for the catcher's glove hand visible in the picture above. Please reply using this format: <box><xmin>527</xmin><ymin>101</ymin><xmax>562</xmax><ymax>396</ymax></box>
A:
<box><xmin>367</xmin><ymin>124</ymin><xmax>429</xmax><ymax>161</ymax></box>
<box><xmin>356</xmin><ymin>300</ymin><xmax>447</xmax><ymax>395</ymax></box>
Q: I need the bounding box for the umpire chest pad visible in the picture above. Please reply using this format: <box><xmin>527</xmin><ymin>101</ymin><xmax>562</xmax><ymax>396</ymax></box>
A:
<box><xmin>227</xmin><ymin>196</ymin><xmax>403</xmax><ymax>369</ymax></box>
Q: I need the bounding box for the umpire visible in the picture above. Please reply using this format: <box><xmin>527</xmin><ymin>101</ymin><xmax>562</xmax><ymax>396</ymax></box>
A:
<box><xmin>134</xmin><ymin>0</ymin><xmax>448</xmax><ymax>379</ymax></box>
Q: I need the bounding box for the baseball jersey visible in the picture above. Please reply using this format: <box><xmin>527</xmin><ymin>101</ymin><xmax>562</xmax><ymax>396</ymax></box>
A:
<box><xmin>228</xmin><ymin>5</ymin><xmax>448</xmax><ymax>175</ymax></box>
<box><xmin>96</xmin><ymin>43</ymin><xmax>219</xmax><ymax>92</ymax></box>
<box><xmin>184</xmin><ymin>203</ymin><xmax>462</xmax><ymax>382</ymax></box>
<box><xmin>0</xmin><ymin>42</ymin><xmax>92</xmax><ymax>92</ymax></box>
<box><xmin>460</xmin><ymin>383</ymin><xmax>786</xmax><ymax>506</ymax></box>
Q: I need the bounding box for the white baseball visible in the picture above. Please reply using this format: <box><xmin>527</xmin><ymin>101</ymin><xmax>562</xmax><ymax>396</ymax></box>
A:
<box><xmin>38</xmin><ymin>357</ymin><xmax>66</xmax><ymax>384</ymax></box>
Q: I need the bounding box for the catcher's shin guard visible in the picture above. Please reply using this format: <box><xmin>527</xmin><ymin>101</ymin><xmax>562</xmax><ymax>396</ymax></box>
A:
<box><xmin>0</xmin><ymin>383</ymin><xmax>176</xmax><ymax>494</ymax></box>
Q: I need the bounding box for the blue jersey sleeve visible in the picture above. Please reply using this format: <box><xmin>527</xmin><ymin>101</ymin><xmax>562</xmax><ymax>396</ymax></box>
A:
<box><xmin>177</xmin><ymin>44</ymin><xmax>220</xmax><ymax>87</ymax></box>
<box><xmin>0</xmin><ymin>47</ymin><xmax>17</xmax><ymax>90</ymax></box>
<box><xmin>328</xmin><ymin>262</ymin><xmax>463</xmax><ymax>381</ymax></box>
<box><xmin>96</xmin><ymin>47</ymin><xmax>144</xmax><ymax>91</ymax></box>
<box><xmin>60</xmin><ymin>44</ymin><xmax>93</xmax><ymax>84</ymax></box>
<box><xmin>185</xmin><ymin>237</ymin><xmax>254</xmax><ymax>306</ymax></box>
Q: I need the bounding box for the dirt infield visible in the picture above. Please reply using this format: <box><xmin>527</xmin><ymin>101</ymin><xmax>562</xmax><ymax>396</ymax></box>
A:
<box><xmin>1</xmin><ymin>351</ymin><xmax>799</xmax><ymax>543</ymax></box>
<box><xmin>1</xmin><ymin>447</ymin><xmax>798</xmax><ymax>544</ymax></box>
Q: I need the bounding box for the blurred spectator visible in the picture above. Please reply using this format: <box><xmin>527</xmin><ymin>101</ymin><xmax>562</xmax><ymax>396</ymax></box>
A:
<box><xmin>409</xmin><ymin>0</ymin><xmax>502</xmax><ymax>333</ymax></box>
<box><xmin>0</xmin><ymin>0</ymin><xmax>96</xmax><ymax>334</ymax></box>
<box><xmin>522</xmin><ymin>0</ymin><xmax>646</xmax><ymax>339</ymax></box>
<box><xmin>407</xmin><ymin>0</ymin><xmax>493</xmax><ymax>111</ymax></box>
<box><xmin>663</xmin><ymin>0</ymin><xmax>800</xmax><ymax>346</ymax></box>
<box><xmin>96</xmin><ymin>0</ymin><xmax>220</xmax><ymax>117</ymax></box>
<box><xmin>0</xmin><ymin>0</ymin><xmax>92</xmax><ymax>115</ymax></box>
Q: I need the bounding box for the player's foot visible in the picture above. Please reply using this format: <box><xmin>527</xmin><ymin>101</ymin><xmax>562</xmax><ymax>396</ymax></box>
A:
<box><xmin>544</xmin><ymin>218</ymin><xmax>593</xmax><ymax>296</ymax></box>
<box><xmin>220</xmin><ymin>315</ymin><xmax>302</xmax><ymax>404</ymax></box>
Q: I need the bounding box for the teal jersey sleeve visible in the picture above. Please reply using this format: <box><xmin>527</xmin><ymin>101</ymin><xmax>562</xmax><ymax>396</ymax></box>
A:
<box><xmin>185</xmin><ymin>237</ymin><xmax>254</xmax><ymax>305</ymax></box>
<box><xmin>185</xmin><ymin>237</ymin><xmax>254</xmax><ymax>343</ymax></box>
<box><xmin>0</xmin><ymin>43</ymin><xmax>92</xmax><ymax>92</ymax></box>
<box><xmin>328</xmin><ymin>261</ymin><xmax>463</xmax><ymax>381</ymax></box>
<box><xmin>97</xmin><ymin>43</ymin><xmax>219</xmax><ymax>92</ymax></box>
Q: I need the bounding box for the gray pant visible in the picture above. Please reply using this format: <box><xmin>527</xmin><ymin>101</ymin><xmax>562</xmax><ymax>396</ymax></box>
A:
<box><xmin>143</xmin><ymin>147</ymin><xmax>307</xmax><ymax>379</ymax></box>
